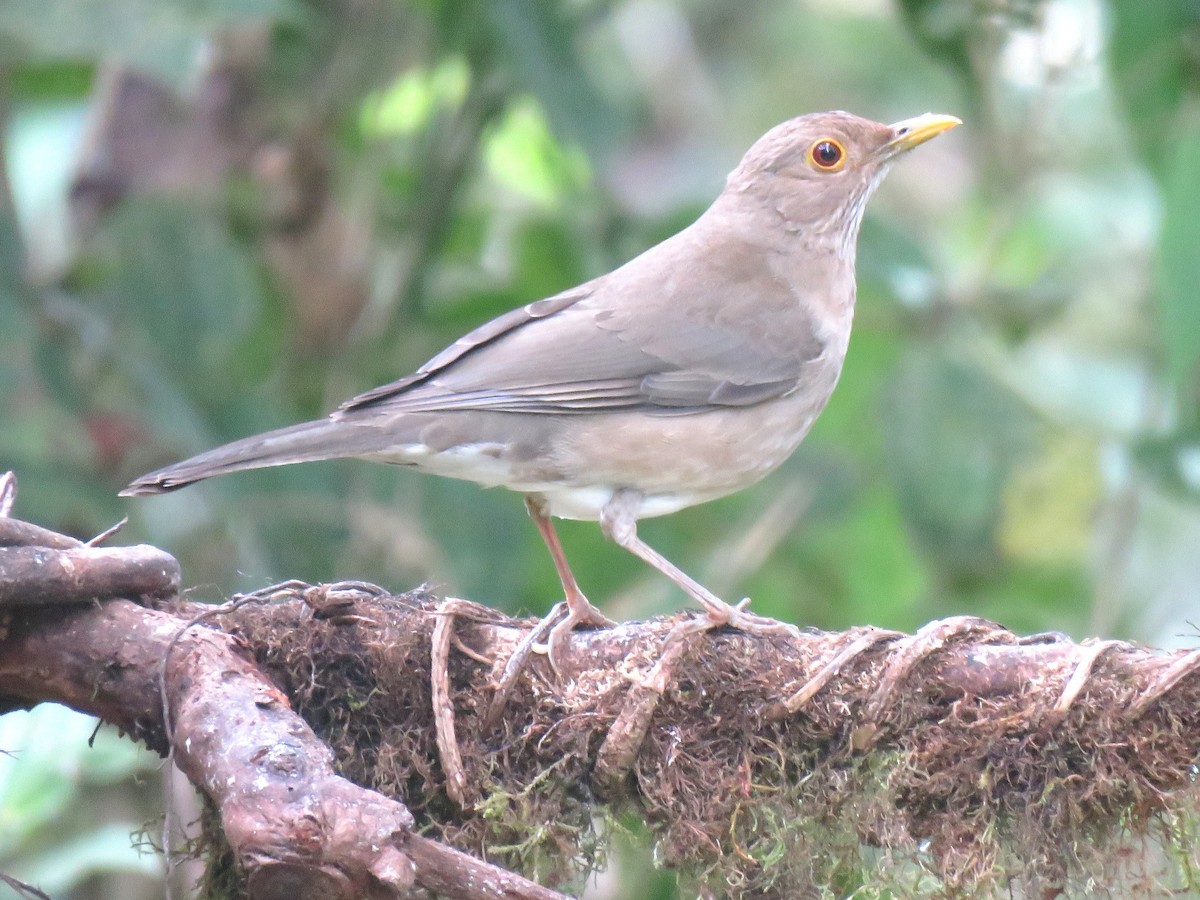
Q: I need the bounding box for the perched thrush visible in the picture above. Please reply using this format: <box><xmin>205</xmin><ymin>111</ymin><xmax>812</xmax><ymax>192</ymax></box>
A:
<box><xmin>123</xmin><ymin>110</ymin><xmax>960</xmax><ymax>659</ymax></box>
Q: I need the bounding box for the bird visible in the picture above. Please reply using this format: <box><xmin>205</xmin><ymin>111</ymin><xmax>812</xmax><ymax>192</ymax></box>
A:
<box><xmin>122</xmin><ymin>110</ymin><xmax>960</xmax><ymax>663</ymax></box>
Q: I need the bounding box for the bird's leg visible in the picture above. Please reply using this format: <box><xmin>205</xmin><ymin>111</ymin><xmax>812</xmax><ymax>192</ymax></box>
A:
<box><xmin>600</xmin><ymin>489</ymin><xmax>799</xmax><ymax>639</ymax></box>
<box><xmin>485</xmin><ymin>498</ymin><xmax>613</xmax><ymax>725</ymax></box>
<box><xmin>525</xmin><ymin>495</ymin><xmax>614</xmax><ymax>673</ymax></box>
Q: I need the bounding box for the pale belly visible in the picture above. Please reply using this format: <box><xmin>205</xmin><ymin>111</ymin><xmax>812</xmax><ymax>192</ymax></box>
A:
<box><xmin>366</xmin><ymin>393</ymin><xmax>822</xmax><ymax>522</ymax></box>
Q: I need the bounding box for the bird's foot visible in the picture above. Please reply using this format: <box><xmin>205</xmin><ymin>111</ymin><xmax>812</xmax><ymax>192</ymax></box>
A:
<box><xmin>649</xmin><ymin>598</ymin><xmax>801</xmax><ymax>662</ymax></box>
<box><xmin>539</xmin><ymin>597</ymin><xmax>614</xmax><ymax>676</ymax></box>
<box><xmin>484</xmin><ymin>596</ymin><xmax>612</xmax><ymax>730</ymax></box>
<box><xmin>699</xmin><ymin>596</ymin><xmax>802</xmax><ymax>640</ymax></box>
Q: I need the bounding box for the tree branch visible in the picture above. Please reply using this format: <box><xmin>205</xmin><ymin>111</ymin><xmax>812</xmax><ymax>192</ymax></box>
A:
<box><xmin>2</xmin><ymin>491</ymin><xmax>1199</xmax><ymax>896</ymax></box>
<box><xmin>0</xmin><ymin>479</ymin><xmax>566</xmax><ymax>900</ymax></box>
<box><xmin>0</xmin><ymin>596</ymin><xmax>566</xmax><ymax>900</ymax></box>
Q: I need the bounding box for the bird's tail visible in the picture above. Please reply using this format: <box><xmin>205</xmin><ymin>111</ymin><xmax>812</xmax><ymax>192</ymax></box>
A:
<box><xmin>121</xmin><ymin>417</ymin><xmax>389</xmax><ymax>495</ymax></box>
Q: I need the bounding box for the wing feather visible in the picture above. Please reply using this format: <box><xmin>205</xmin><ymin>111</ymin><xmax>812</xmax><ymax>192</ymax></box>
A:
<box><xmin>335</xmin><ymin>230</ymin><xmax>832</xmax><ymax>420</ymax></box>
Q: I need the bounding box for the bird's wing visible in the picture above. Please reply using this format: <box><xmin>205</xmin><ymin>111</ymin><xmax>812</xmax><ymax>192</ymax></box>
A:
<box><xmin>337</xmin><ymin>248</ymin><xmax>830</xmax><ymax>418</ymax></box>
<box><xmin>339</xmin><ymin>288</ymin><xmax>591</xmax><ymax>412</ymax></box>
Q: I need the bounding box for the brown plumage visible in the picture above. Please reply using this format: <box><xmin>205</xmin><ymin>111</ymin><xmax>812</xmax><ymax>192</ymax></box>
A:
<box><xmin>123</xmin><ymin>110</ymin><xmax>960</xmax><ymax>657</ymax></box>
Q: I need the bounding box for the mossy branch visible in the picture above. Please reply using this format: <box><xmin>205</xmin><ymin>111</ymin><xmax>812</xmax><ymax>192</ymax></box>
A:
<box><xmin>1</xmin><ymin>471</ymin><xmax>1200</xmax><ymax>897</ymax></box>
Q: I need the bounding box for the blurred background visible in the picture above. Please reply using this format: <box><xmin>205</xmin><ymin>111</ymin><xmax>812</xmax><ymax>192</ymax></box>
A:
<box><xmin>1</xmin><ymin>0</ymin><xmax>1198</xmax><ymax>896</ymax></box>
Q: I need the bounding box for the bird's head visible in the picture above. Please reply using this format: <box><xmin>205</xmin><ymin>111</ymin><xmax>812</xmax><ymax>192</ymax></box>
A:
<box><xmin>724</xmin><ymin>110</ymin><xmax>960</xmax><ymax>253</ymax></box>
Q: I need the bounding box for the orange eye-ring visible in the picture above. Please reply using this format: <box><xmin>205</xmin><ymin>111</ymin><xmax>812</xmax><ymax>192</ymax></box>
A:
<box><xmin>809</xmin><ymin>138</ymin><xmax>845</xmax><ymax>171</ymax></box>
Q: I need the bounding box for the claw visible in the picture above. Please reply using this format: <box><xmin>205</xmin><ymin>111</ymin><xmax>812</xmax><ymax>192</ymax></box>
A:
<box><xmin>537</xmin><ymin>600</ymin><xmax>613</xmax><ymax>676</ymax></box>
<box><xmin>485</xmin><ymin>595</ymin><xmax>612</xmax><ymax>729</ymax></box>
<box><xmin>699</xmin><ymin>596</ymin><xmax>802</xmax><ymax>640</ymax></box>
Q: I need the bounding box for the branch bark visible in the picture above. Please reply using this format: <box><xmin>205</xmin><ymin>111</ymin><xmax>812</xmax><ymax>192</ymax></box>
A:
<box><xmin>0</xmin><ymin>544</ymin><xmax>179</xmax><ymax>606</ymax></box>
<box><xmin>0</xmin><ymin>597</ymin><xmax>566</xmax><ymax>900</ymax></box>
<box><xmin>2</xmin><ymin>495</ymin><xmax>1200</xmax><ymax>897</ymax></box>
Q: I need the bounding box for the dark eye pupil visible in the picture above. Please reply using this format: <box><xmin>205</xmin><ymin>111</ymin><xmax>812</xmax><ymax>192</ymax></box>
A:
<box><xmin>814</xmin><ymin>141</ymin><xmax>841</xmax><ymax>166</ymax></box>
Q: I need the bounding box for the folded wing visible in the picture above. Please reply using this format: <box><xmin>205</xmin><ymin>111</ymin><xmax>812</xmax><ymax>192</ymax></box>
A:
<box><xmin>337</xmin><ymin>269</ymin><xmax>828</xmax><ymax>420</ymax></box>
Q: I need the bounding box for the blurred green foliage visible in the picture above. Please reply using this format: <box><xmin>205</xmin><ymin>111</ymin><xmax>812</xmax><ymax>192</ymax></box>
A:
<box><xmin>1</xmin><ymin>0</ymin><xmax>1199</xmax><ymax>896</ymax></box>
<box><xmin>0</xmin><ymin>706</ymin><xmax>163</xmax><ymax>894</ymax></box>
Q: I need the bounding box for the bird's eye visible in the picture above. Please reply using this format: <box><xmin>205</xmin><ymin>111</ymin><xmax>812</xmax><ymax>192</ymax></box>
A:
<box><xmin>809</xmin><ymin>138</ymin><xmax>845</xmax><ymax>171</ymax></box>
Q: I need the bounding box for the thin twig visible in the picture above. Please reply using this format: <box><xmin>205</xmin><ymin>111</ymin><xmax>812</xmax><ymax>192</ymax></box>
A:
<box><xmin>1053</xmin><ymin>639</ymin><xmax>1126</xmax><ymax>716</ymax></box>
<box><xmin>593</xmin><ymin>621</ymin><xmax>695</xmax><ymax>799</ymax></box>
<box><xmin>778</xmin><ymin>626</ymin><xmax>902</xmax><ymax>716</ymax></box>
<box><xmin>484</xmin><ymin>603</ymin><xmax>567</xmax><ymax>731</ymax></box>
<box><xmin>431</xmin><ymin>598</ymin><xmax>472</xmax><ymax>809</ymax></box>
<box><xmin>0</xmin><ymin>472</ymin><xmax>15</xmax><ymax>518</ymax></box>
<box><xmin>0</xmin><ymin>872</ymin><xmax>51</xmax><ymax>900</ymax></box>
<box><xmin>1127</xmin><ymin>647</ymin><xmax>1200</xmax><ymax>719</ymax></box>
<box><xmin>86</xmin><ymin>516</ymin><xmax>128</xmax><ymax>547</ymax></box>
<box><xmin>858</xmin><ymin>617</ymin><xmax>1006</xmax><ymax>749</ymax></box>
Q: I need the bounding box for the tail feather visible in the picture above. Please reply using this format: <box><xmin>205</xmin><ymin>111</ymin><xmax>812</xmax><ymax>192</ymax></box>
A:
<box><xmin>121</xmin><ymin>418</ymin><xmax>390</xmax><ymax>496</ymax></box>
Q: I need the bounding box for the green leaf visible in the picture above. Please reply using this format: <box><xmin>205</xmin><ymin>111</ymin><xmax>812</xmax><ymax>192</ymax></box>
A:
<box><xmin>6</xmin><ymin>61</ymin><xmax>94</xmax><ymax>101</ymax></box>
<box><xmin>1133</xmin><ymin>428</ymin><xmax>1200</xmax><ymax>500</ymax></box>
<box><xmin>895</xmin><ymin>0</ymin><xmax>994</xmax><ymax>81</ymax></box>
<box><xmin>1109</xmin><ymin>1</ymin><xmax>1200</xmax><ymax>178</ymax></box>
<box><xmin>361</xmin><ymin>57</ymin><xmax>471</xmax><ymax>138</ymax></box>
<box><xmin>511</xmin><ymin>218</ymin><xmax>587</xmax><ymax>299</ymax></box>
<box><xmin>483</xmin><ymin>98</ymin><xmax>590</xmax><ymax>209</ymax></box>
<box><xmin>482</xmin><ymin>0</ymin><xmax>621</xmax><ymax>154</ymax></box>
